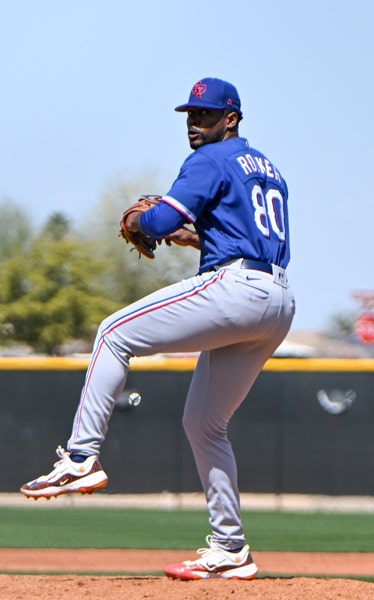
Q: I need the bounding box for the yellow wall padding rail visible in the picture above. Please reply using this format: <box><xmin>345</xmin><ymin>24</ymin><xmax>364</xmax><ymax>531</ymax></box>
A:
<box><xmin>0</xmin><ymin>356</ymin><xmax>374</xmax><ymax>372</ymax></box>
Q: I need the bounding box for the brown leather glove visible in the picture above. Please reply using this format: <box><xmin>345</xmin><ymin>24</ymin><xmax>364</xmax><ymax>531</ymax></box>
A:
<box><xmin>119</xmin><ymin>195</ymin><xmax>161</xmax><ymax>259</ymax></box>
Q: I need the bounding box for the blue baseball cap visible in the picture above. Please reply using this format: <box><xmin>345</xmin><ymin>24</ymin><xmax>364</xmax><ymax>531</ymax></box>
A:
<box><xmin>175</xmin><ymin>77</ymin><xmax>243</xmax><ymax>120</ymax></box>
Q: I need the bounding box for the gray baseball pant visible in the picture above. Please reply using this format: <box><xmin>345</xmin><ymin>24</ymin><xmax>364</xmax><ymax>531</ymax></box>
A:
<box><xmin>67</xmin><ymin>258</ymin><xmax>295</xmax><ymax>550</ymax></box>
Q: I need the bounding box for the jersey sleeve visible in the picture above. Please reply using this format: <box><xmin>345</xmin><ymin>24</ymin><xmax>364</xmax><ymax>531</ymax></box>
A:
<box><xmin>139</xmin><ymin>201</ymin><xmax>186</xmax><ymax>238</ymax></box>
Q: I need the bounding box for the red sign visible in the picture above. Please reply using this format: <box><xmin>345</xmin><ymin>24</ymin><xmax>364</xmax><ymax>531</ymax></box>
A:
<box><xmin>355</xmin><ymin>311</ymin><xmax>374</xmax><ymax>343</ymax></box>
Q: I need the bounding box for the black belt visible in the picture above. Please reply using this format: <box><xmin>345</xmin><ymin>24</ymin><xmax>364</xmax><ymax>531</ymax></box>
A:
<box><xmin>210</xmin><ymin>258</ymin><xmax>274</xmax><ymax>274</ymax></box>
<box><xmin>240</xmin><ymin>259</ymin><xmax>273</xmax><ymax>274</ymax></box>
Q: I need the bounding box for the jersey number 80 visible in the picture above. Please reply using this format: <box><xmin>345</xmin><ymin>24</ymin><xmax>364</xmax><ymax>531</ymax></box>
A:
<box><xmin>251</xmin><ymin>185</ymin><xmax>286</xmax><ymax>241</ymax></box>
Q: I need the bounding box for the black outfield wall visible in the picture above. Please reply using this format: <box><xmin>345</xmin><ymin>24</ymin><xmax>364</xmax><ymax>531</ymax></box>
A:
<box><xmin>1</xmin><ymin>356</ymin><xmax>373</xmax><ymax>496</ymax></box>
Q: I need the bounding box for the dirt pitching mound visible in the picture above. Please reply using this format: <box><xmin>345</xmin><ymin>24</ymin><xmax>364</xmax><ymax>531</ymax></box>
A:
<box><xmin>1</xmin><ymin>549</ymin><xmax>373</xmax><ymax>599</ymax></box>
<box><xmin>1</xmin><ymin>574</ymin><xmax>373</xmax><ymax>600</ymax></box>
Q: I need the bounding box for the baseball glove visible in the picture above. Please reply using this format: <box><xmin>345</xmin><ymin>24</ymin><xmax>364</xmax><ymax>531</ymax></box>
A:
<box><xmin>119</xmin><ymin>195</ymin><xmax>161</xmax><ymax>259</ymax></box>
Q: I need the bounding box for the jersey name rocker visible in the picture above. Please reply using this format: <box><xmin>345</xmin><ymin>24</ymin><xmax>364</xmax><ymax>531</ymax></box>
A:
<box><xmin>236</xmin><ymin>152</ymin><xmax>282</xmax><ymax>182</ymax></box>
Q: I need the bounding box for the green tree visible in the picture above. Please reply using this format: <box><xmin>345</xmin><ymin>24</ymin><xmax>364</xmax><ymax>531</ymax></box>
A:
<box><xmin>41</xmin><ymin>212</ymin><xmax>72</xmax><ymax>241</ymax></box>
<box><xmin>0</xmin><ymin>174</ymin><xmax>200</xmax><ymax>353</ymax></box>
<box><xmin>326</xmin><ymin>311</ymin><xmax>356</xmax><ymax>338</ymax></box>
<box><xmin>0</xmin><ymin>197</ymin><xmax>35</xmax><ymax>262</ymax></box>
<box><xmin>0</xmin><ymin>236</ymin><xmax>120</xmax><ymax>355</ymax></box>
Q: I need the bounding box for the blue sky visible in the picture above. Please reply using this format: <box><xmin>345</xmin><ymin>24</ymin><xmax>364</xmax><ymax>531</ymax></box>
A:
<box><xmin>1</xmin><ymin>1</ymin><xmax>373</xmax><ymax>332</ymax></box>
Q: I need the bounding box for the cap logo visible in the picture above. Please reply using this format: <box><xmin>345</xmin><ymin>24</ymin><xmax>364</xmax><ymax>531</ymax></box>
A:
<box><xmin>227</xmin><ymin>98</ymin><xmax>233</xmax><ymax>105</ymax></box>
<box><xmin>192</xmin><ymin>82</ymin><xmax>207</xmax><ymax>99</ymax></box>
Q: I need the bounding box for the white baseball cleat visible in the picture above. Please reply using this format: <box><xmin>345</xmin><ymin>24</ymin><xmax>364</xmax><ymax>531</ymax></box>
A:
<box><xmin>164</xmin><ymin>535</ymin><xmax>258</xmax><ymax>580</ymax></box>
<box><xmin>20</xmin><ymin>445</ymin><xmax>108</xmax><ymax>499</ymax></box>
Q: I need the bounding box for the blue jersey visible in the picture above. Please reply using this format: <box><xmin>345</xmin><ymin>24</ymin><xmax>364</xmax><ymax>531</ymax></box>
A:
<box><xmin>141</xmin><ymin>137</ymin><xmax>290</xmax><ymax>274</ymax></box>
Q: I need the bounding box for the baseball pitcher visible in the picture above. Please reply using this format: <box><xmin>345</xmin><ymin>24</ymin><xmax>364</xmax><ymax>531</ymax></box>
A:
<box><xmin>21</xmin><ymin>78</ymin><xmax>295</xmax><ymax>581</ymax></box>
